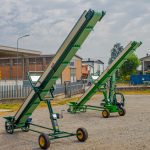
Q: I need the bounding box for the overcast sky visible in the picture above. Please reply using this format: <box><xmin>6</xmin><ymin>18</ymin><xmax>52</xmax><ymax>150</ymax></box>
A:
<box><xmin>0</xmin><ymin>0</ymin><xmax>150</xmax><ymax>65</ymax></box>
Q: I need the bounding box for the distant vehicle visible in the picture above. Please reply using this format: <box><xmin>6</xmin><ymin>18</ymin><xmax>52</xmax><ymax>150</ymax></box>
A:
<box><xmin>87</xmin><ymin>73</ymin><xmax>99</xmax><ymax>86</ymax></box>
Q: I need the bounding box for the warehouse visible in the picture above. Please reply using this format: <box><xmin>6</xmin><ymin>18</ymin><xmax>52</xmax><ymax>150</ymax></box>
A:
<box><xmin>0</xmin><ymin>45</ymin><xmax>82</xmax><ymax>84</ymax></box>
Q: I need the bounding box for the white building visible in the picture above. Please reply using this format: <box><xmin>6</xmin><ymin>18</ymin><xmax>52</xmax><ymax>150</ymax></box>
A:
<box><xmin>82</xmin><ymin>58</ymin><xmax>104</xmax><ymax>75</ymax></box>
<box><xmin>140</xmin><ymin>54</ymin><xmax>150</xmax><ymax>74</ymax></box>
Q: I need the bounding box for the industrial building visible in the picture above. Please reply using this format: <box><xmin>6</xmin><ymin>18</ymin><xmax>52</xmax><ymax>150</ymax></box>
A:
<box><xmin>0</xmin><ymin>45</ymin><xmax>82</xmax><ymax>84</ymax></box>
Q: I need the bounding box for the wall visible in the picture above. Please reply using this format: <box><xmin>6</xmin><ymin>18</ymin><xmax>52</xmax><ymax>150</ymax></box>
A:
<box><xmin>0</xmin><ymin>55</ymin><xmax>82</xmax><ymax>84</ymax></box>
<box><xmin>75</xmin><ymin>59</ymin><xmax>82</xmax><ymax>80</ymax></box>
<box><xmin>62</xmin><ymin>67</ymin><xmax>70</xmax><ymax>83</ymax></box>
<box><xmin>82</xmin><ymin>65</ymin><xmax>89</xmax><ymax>79</ymax></box>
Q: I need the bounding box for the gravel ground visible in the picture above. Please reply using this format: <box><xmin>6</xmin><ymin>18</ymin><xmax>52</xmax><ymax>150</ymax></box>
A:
<box><xmin>0</xmin><ymin>95</ymin><xmax>150</xmax><ymax>150</ymax></box>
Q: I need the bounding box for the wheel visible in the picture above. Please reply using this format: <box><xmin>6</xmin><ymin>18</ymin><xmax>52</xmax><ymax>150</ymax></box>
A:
<box><xmin>38</xmin><ymin>133</ymin><xmax>50</xmax><ymax>149</ymax></box>
<box><xmin>118</xmin><ymin>107</ymin><xmax>126</xmax><ymax>116</ymax></box>
<box><xmin>88</xmin><ymin>82</ymin><xmax>91</xmax><ymax>86</ymax></box>
<box><xmin>21</xmin><ymin>124</ymin><xmax>30</xmax><ymax>132</ymax></box>
<box><xmin>102</xmin><ymin>109</ymin><xmax>110</xmax><ymax>118</ymax></box>
<box><xmin>76</xmin><ymin>128</ymin><xmax>88</xmax><ymax>142</ymax></box>
<box><xmin>5</xmin><ymin>121</ymin><xmax>14</xmax><ymax>134</ymax></box>
<box><xmin>67</xmin><ymin>108</ymin><xmax>71</xmax><ymax>112</ymax></box>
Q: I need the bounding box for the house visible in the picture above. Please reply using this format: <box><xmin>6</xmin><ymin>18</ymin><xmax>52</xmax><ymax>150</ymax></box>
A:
<box><xmin>140</xmin><ymin>54</ymin><xmax>150</xmax><ymax>74</ymax></box>
<box><xmin>82</xmin><ymin>58</ymin><xmax>104</xmax><ymax>79</ymax></box>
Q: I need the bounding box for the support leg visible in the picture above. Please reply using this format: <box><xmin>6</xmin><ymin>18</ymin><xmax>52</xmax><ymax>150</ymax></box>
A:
<box><xmin>46</xmin><ymin>100</ymin><xmax>59</xmax><ymax>132</ymax></box>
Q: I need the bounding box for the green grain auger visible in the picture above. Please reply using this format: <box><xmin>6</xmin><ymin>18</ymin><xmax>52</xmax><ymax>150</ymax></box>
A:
<box><xmin>68</xmin><ymin>41</ymin><xmax>142</xmax><ymax>118</ymax></box>
<box><xmin>3</xmin><ymin>9</ymin><xmax>105</xmax><ymax>149</ymax></box>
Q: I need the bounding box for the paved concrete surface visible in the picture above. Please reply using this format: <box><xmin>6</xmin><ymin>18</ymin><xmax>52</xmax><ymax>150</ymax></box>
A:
<box><xmin>0</xmin><ymin>95</ymin><xmax>150</xmax><ymax>150</ymax></box>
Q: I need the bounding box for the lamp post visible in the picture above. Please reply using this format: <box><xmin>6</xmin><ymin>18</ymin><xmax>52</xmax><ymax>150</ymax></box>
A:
<box><xmin>16</xmin><ymin>34</ymin><xmax>30</xmax><ymax>97</ymax></box>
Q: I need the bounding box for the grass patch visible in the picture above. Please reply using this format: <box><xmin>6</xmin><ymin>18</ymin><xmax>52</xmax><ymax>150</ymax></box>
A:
<box><xmin>39</xmin><ymin>96</ymin><xmax>79</xmax><ymax>108</ymax></box>
<box><xmin>97</xmin><ymin>90</ymin><xmax>150</xmax><ymax>95</ymax></box>
<box><xmin>0</xmin><ymin>90</ymin><xmax>149</xmax><ymax>116</ymax></box>
<box><xmin>118</xmin><ymin>90</ymin><xmax>150</xmax><ymax>95</ymax></box>
<box><xmin>0</xmin><ymin>96</ymin><xmax>80</xmax><ymax>116</ymax></box>
<box><xmin>0</xmin><ymin>103</ymin><xmax>22</xmax><ymax>112</ymax></box>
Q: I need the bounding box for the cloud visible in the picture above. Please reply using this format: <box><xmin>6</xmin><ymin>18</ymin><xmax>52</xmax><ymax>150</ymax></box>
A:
<box><xmin>0</xmin><ymin>0</ymin><xmax>150</xmax><ymax>65</ymax></box>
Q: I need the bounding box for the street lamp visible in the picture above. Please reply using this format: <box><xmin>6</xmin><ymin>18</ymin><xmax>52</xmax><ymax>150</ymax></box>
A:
<box><xmin>16</xmin><ymin>34</ymin><xmax>30</xmax><ymax>97</ymax></box>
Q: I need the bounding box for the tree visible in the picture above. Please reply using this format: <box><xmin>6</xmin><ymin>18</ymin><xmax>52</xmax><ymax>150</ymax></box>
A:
<box><xmin>108</xmin><ymin>43</ymin><xmax>141</xmax><ymax>81</ymax></box>
<box><xmin>108</xmin><ymin>43</ymin><xmax>124</xmax><ymax>65</ymax></box>
<box><xmin>119</xmin><ymin>53</ymin><xmax>141</xmax><ymax>80</ymax></box>
<box><xmin>108</xmin><ymin>43</ymin><xmax>124</xmax><ymax>80</ymax></box>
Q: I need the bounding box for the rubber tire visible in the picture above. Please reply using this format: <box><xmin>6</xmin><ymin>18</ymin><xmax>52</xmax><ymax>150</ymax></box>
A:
<box><xmin>67</xmin><ymin>108</ymin><xmax>71</xmax><ymax>112</ymax></box>
<box><xmin>118</xmin><ymin>107</ymin><xmax>126</xmax><ymax>116</ymax></box>
<box><xmin>102</xmin><ymin>109</ymin><xmax>110</xmax><ymax>118</ymax></box>
<box><xmin>5</xmin><ymin>121</ymin><xmax>14</xmax><ymax>134</ymax></box>
<box><xmin>21</xmin><ymin>124</ymin><xmax>30</xmax><ymax>132</ymax></box>
<box><xmin>76</xmin><ymin>128</ymin><xmax>88</xmax><ymax>142</ymax></box>
<box><xmin>38</xmin><ymin>133</ymin><xmax>50</xmax><ymax>149</ymax></box>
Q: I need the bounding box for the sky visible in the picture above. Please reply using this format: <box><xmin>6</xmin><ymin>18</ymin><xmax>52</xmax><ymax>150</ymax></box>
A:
<box><xmin>0</xmin><ymin>0</ymin><xmax>150</xmax><ymax>65</ymax></box>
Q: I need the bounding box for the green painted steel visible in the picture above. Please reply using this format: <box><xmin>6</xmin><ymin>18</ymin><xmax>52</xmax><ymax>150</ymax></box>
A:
<box><xmin>8</xmin><ymin>9</ymin><xmax>105</xmax><ymax>126</ymax></box>
<box><xmin>108</xmin><ymin>74</ymin><xmax>116</xmax><ymax>102</ymax></box>
<box><xmin>69</xmin><ymin>41</ymin><xmax>142</xmax><ymax>110</ymax></box>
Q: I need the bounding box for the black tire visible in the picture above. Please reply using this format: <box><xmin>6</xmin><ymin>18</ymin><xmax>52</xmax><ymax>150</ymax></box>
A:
<box><xmin>38</xmin><ymin>133</ymin><xmax>50</xmax><ymax>149</ymax></box>
<box><xmin>5</xmin><ymin>121</ymin><xmax>14</xmax><ymax>134</ymax></box>
<box><xmin>76</xmin><ymin>128</ymin><xmax>88</xmax><ymax>142</ymax></box>
<box><xmin>102</xmin><ymin>109</ymin><xmax>110</xmax><ymax>118</ymax></box>
<box><xmin>67</xmin><ymin>108</ymin><xmax>71</xmax><ymax>112</ymax></box>
<box><xmin>21</xmin><ymin>124</ymin><xmax>30</xmax><ymax>132</ymax></box>
<box><xmin>118</xmin><ymin>107</ymin><xmax>126</xmax><ymax>116</ymax></box>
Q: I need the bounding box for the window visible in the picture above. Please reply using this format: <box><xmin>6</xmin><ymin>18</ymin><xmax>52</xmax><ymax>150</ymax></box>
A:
<box><xmin>70</xmin><ymin>59</ymin><xmax>75</xmax><ymax>67</ymax></box>
<box><xmin>70</xmin><ymin>68</ymin><xmax>76</xmax><ymax>82</ymax></box>
<box><xmin>70</xmin><ymin>61</ymin><xmax>75</xmax><ymax>66</ymax></box>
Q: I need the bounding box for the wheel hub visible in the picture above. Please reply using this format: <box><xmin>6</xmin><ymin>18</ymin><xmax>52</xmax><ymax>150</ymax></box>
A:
<box><xmin>39</xmin><ymin>137</ymin><xmax>45</xmax><ymax>147</ymax></box>
<box><xmin>77</xmin><ymin>131</ymin><xmax>84</xmax><ymax>140</ymax></box>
